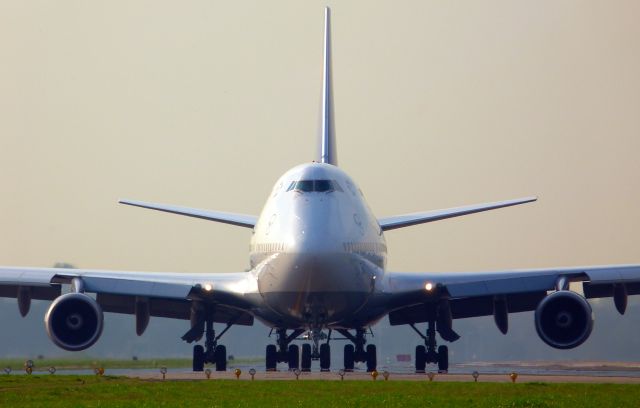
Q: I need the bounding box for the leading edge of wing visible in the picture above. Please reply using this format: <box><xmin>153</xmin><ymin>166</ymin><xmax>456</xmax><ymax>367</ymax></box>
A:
<box><xmin>383</xmin><ymin>264</ymin><xmax>640</xmax><ymax>300</ymax></box>
<box><xmin>0</xmin><ymin>266</ymin><xmax>258</xmax><ymax>301</ymax></box>
<box><xmin>378</xmin><ymin>197</ymin><xmax>537</xmax><ymax>231</ymax></box>
<box><xmin>119</xmin><ymin>199</ymin><xmax>257</xmax><ymax>228</ymax></box>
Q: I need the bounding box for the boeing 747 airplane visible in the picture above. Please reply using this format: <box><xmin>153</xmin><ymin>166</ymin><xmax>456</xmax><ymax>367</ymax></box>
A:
<box><xmin>2</xmin><ymin>8</ymin><xmax>639</xmax><ymax>373</ymax></box>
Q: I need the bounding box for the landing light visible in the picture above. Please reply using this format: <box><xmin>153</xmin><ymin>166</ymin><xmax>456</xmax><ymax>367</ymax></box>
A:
<box><xmin>204</xmin><ymin>283</ymin><xmax>213</xmax><ymax>292</ymax></box>
<box><xmin>425</xmin><ymin>282</ymin><xmax>434</xmax><ymax>292</ymax></box>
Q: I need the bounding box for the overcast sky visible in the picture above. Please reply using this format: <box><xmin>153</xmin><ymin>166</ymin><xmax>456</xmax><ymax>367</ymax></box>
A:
<box><xmin>1</xmin><ymin>1</ymin><xmax>639</xmax><ymax>276</ymax></box>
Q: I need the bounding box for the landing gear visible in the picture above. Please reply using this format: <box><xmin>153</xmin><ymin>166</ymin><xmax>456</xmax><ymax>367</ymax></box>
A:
<box><xmin>437</xmin><ymin>345</ymin><xmax>448</xmax><ymax>372</ymax></box>
<box><xmin>264</xmin><ymin>328</ymin><xmax>305</xmax><ymax>371</ymax></box>
<box><xmin>319</xmin><ymin>343</ymin><xmax>331</xmax><ymax>371</ymax></box>
<box><xmin>415</xmin><ymin>345</ymin><xmax>426</xmax><ymax>373</ymax></box>
<box><xmin>366</xmin><ymin>344</ymin><xmax>377</xmax><ymax>372</ymax></box>
<box><xmin>411</xmin><ymin>321</ymin><xmax>449</xmax><ymax>373</ymax></box>
<box><xmin>337</xmin><ymin>328</ymin><xmax>376</xmax><ymax>372</ymax></box>
<box><xmin>301</xmin><ymin>343</ymin><xmax>312</xmax><ymax>371</ymax></box>
<box><xmin>193</xmin><ymin>345</ymin><xmax>205</xmax><ymax>372</ymax></box>
<box><xmin>343</xmin><ymin>344</ymin><xmax>355</xmax><ymax>371</ymax></box>
<box><xmin>288</xmin><ymin>344</ymin><xmax>300</xmax><ymax>371</ymax></box>
<box><xmin>266</xmin><ymin>344</ymin><xmax>277</xmax><ymax>371</ymax></box>
<box><xmin>182</xmin><ymin>302</ymin><xmax>233</xmax><ymax>372</ymax></box>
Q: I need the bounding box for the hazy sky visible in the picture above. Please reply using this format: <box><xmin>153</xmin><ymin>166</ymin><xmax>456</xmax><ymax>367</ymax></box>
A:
<box><xmin>1</xmin><ymin>1</ymin><xmax>639</xmax><ymax>276</ymax></box>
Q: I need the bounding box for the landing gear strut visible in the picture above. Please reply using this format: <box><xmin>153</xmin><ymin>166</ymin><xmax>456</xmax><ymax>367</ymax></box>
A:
<box><xmin>411</xmin><ymin>321</ymin><xmax>449</xmax><ymax>373</ymax></box>
<box><xmin>265</xmin><ymin>328</ymin><xmax>305</xmax><ymax>371</ymax></box>
<box><xmin>182</xmin><ymin>302</ymin><xmax>232</xmax><ymax>372</ymax></box>
<box><xmin>337</xmin><ymin>328</ymin><xmax>377</xmax><ymax>372</ymax></box>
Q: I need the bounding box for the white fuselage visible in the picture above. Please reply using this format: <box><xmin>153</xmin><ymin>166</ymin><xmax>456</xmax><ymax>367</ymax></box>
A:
<box><xmin>249</xmin><ymin>163</ymin><xmax>387</xmax><ymax>328</ymax></box>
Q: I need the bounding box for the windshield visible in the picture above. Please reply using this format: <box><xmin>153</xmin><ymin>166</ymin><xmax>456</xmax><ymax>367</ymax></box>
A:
<box><xmin>286</xmin><ymin>179</ymin><xmax>343</xmax><ymax>193</ymax></box>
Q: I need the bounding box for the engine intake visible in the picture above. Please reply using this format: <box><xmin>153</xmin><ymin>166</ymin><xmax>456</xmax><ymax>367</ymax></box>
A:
<box><xmin>534</xmin><ymin>290</ymin><xmax>593</xmax><ymax>349</ymax></box>
<box><xmin>44</xmin><ymin>293</ymin><xmax>104</xmax><ymax>351</ymax></box>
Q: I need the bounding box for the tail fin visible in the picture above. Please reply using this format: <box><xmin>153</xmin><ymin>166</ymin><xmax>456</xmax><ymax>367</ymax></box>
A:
<box><xmin>318</xmin><ymin>7</ymin><xmax>337</xmax><ymax>165</ymax></box>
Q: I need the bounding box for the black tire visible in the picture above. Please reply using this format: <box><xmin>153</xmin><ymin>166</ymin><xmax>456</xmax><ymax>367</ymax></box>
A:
<box><xmin>437</xmin><ymin>345</ymin><xmax>449</xmax><ymax>372</ymax></box>
<box><xmin>344</xmin><ymin>344</ymin><xmax>355</xmax><ymax>372</ymax></box>
<box><xmin>193</xmin><ymin>345</ymin><xmax>205</xmax><ymax>372</ymax></box>
<box><xmin>415</xmin><ymin>345</ymin><xmax>426</xmax><ymax>373</ymax></box>
<box><xmin>288</xmin><ymin>344</ymin><xmax>300</xmax><ymax>371</ymax></box>
<box><xmin>301</xmin><ymin>344</ymin><xmax>312</xmax><ymax>372</ymax></box>
<box><xmin>319</xmin><ymin>343</ymin><xmax>331</xmax><ymax>372</ymax></box>
<box><xmin>366</xmin><ymin>344</ymin><xmax>377</xmax><ymax>372</ymax></box>
<box><xmin>214</xmin><ymin>345</ymin><xmax>227</xmax><ymax>371</ymax></box>
<box><xmin>266</xmin><ymin>344</ymin><xmax>277</xmax><ymax>371</ymax></box>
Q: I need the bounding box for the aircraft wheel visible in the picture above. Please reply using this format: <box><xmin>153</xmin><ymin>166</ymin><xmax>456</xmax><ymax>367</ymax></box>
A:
<box><xmin>288</xmin><ymin>344</ymin><xmax>300</xmax><ymax>371</ymax></box>
<box><xmin>214</xmin><ymin>345</ymin><xmax>227</xmax><ymax>371</ymax></box>
<box><xmin>193</xmin><ymin>345</ymin><xmax>205</xmax><ymax>372</ymax></box>
<box><xmin>366</xmin><ymin>344</ymin><xmax>377</xmax><ymax>372</ymax></box>
<box><xmin>266</xmin><ymin>344</ymin><xmax>277</xmax><ymax>371</ymax></box>
<box><xmin>437</xmin><ymin>345</ymin><xmax>448</xmax><ymax>373</ymax></box>
<box><xmin>301</xmin><ymin>344</ymin><xmax>312</xmax><ymax>372</ymax></box>
<box><xmin>415</xmin><ymin>345</ymin><xmax>426</xmax><ymax>373</ymax></box>
<box><xmin>319</xmin><ymin>343</ymin><xmax>331</xmax><ymax>372</ymax></box>
<box><xmin>343</xmin><ymin>344</ymin><xmax>355</xmax><ymax>372</ymax></box>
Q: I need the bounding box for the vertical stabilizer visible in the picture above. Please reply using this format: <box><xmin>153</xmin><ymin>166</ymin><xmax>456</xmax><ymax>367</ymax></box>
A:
<box><xmin>318</xmin><ymin>7</ymin><xmax>337</xmax><ymax>165</ymax></box>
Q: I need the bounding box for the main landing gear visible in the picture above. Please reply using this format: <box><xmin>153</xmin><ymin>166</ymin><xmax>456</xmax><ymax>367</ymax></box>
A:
<box><xmin>410</xmin><ymin>321</ymin><xmax>449</xmax><ymax>373</ymax></box>
<box><xmin>336</xmin><ymin>328</ymin><xmax>377</xmax><ymax>372</ymax></box>
<box><xmin>182</xmin><ymin>303</ymin><xmax>232</xmax><ymax>372</ymax></box>
<box><xmin>264</xmin><ymin>328</ymin><xmax>379</xmax><ymax>372</ymax></box>
<box><xmin>265</xmin><ymin>328</ymin><xmax>305</xmax><ymax>371</ymax></box>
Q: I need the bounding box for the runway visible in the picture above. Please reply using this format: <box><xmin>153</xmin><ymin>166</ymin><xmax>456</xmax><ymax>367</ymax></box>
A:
<box><xmin>121</xmin><ymin>361</ymin><xmax>640</xmax><ymax>384</ymax></box>
<box><xmin>130</xmin><ymin>371</ymin><xmax>640</xmax><ymax>384</ymax></box>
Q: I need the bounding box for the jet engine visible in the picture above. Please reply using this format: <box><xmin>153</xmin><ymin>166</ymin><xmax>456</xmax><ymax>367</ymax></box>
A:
<box><xmin>44</xmin><ymin>293</ymin><xmax>104</xmax><ymax>351</ymax></box>
<box><xmin>534</xmin><ymin>290</ymin><xmax>593</xmax><ymax>349</ymax></box>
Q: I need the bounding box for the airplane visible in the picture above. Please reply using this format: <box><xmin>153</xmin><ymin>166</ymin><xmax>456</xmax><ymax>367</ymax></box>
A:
<box><xmin>2</xmin><ymin>7</ymin><xmax>640</xmax><ymax>374</ymax></box>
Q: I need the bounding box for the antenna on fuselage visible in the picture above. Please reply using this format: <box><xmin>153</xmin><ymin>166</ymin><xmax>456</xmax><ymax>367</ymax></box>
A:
<box><xmin>318</xmin><ymin>7</ymin><xmax>337</xmax><ymax>166</ymax></box>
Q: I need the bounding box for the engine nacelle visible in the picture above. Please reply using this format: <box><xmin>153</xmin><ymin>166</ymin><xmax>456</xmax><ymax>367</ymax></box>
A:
<box><xmin>44</xmin><ymin>293</ymin><xmax>104</xmax><ymax>351</ymax></box>
<box><xmin>534</xmin><ymin>290</ymin><xmax>593</xmax><ymax>349</ymax></box>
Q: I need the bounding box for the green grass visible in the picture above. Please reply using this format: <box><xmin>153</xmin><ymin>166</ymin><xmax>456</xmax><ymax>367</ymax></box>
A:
<box><xmin>0</xmin><ymin>357</ymin><xmax>261</xmax><ymax>372</ymax></box>
<box><xmin>0</xmin><ymin>376</ymin><xmax>638</xmax><ymax>407</ymax></box>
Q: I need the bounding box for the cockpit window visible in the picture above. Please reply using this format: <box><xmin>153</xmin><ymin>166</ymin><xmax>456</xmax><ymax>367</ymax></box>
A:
<box><xmin>314</xmin><ymin>180</ymin><xmax>334</xmax><ymax>192</ymax></box>
<box><xmin>295</xmin><ymin>180</ymin><xmax>315</xmax><ymax>192</ymax></box>
<box><xmin>286</xmin><ymin>179</ymin><xmax>343</xmax><ymax>193</ymax></box>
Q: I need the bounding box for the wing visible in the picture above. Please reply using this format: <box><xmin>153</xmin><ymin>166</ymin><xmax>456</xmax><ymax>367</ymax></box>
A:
<box><xmin>378</xmin><ymin>197</ymin><xmax>537</xmax><ymax>231</ymax></box>
<box><xmin>119</xmin><ymin>199</ymin><xmax>258</xmax><ymax>228</ymax></box>
<box><xmin>0</xmin><ymin>266</ymin><xmax>258</xmax><ymax>325</ymax></box>
<box><xmin>382</xmin><ymin>264</ymin><xmax>640</xmax><ymax>336</ymax></box>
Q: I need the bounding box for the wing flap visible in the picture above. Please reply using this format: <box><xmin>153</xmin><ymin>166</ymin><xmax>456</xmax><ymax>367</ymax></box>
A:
<box><xmin>82</xmin><ymin>276</ymin><xmax>192</xmax><ymax>299</ymax></box>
